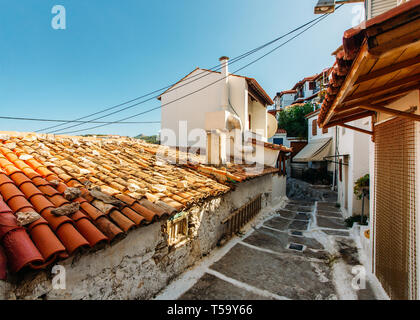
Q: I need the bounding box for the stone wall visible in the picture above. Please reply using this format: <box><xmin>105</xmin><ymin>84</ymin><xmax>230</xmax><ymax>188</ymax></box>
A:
<box><xmin>287</xmin><ymin>177</ymin><xmax>337</xmax><ymax>202</ymax></box>
<box><xmin>0</xmin><ymin>173</ymin><xmax>286</xmax><ymax>300</ymax></box>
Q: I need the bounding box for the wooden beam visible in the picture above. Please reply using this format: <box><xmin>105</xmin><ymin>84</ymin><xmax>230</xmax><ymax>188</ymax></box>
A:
<box><xmin>333</xmin><ymin>105</ymin><xmax>364</xmax><ymax>115</ymax></box>
<box><xmin>368</xmin><ymin>19</ymin><xmax>420</xmax><ymax>56</ymax></box>
<box><xmin>342</xmin><ymin>83</ymin><xmax>420</xmax><ymax>108</ymax></box>
<box><xmin>355</xmin><ymin>56</ymin><xmax>420</xmax><ymax>85</ymax></box>
<box><xmin>324</xmin><ymin>111</ymin><xmax>374</xmax><ymax>129</ymax></box>
<box><xmin>359</xmin><ymin>104</ymin><xmax>420</xmax><ymax>122</ymax></box>
<box><xmin>338</xmin><ymin>123</ymin><xmax>373</xmax><ymax>135</ymax></box>
<box><xmin>344</xmin><ymin>73</ymin><xmax>420</xmax><ymax>103</ymax></box>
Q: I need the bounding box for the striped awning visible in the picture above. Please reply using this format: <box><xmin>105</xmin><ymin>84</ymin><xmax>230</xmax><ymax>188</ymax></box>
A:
<box><xmin>293</xmin><ymin>137</ymin><xmax>332</xmax><ymax>162</ymax></box>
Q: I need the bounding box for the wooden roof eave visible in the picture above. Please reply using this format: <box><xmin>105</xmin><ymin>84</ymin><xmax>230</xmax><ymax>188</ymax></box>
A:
<box><xmin>322</xmin><ymin>36</ymin><xmax>420</xmax><ymax>127</ymax></box>
<box><xmin>321</xmin><ymin>43</ymin><xmax>370</xmax><ymax>127</ymax></box>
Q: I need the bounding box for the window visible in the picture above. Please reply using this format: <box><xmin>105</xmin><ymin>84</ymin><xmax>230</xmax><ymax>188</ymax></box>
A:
<box><xmin>273</xmin><ymin>138</ymin><xmax>284</xmax><ymax>145</ymax></box>
<box><xmin>309</xmin><ymin>81</ymin><xmax>315</xmax><ymax>90</ymax></box>
<box><xmin>322</xmin><ymin>127</ymin><xmax>328</xmax><ymax>134</ymax></box>
<box><xmin>167</xmin><ymin>212</ymin><xmax>188</xmax><ymax>246</ymax></box>
<box><xmin>312</xmin><ymin>119</ymin><xmax>317</xmax><ymax>136</ymax></box>
<box><xmin>248</xmin><ymin>114</ymin><xmax>251</xmax><ymax>130</ymax></box>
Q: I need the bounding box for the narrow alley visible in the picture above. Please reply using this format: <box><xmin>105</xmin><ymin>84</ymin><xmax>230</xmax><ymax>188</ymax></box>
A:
<box><xmin>156</xmin><ymin>193</ymin><xmax>387</xmax><ymax>300</ymax></box>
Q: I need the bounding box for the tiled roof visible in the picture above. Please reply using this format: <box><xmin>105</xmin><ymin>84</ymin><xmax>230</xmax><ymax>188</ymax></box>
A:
<box><xmin>0</xmin><ymin>132</ymin><xmax>278</xmax><ymax>276</ymax></box>
<box><xmin>292</xmin><ymin>74</ymin><xmax>319</xmax><ymax>90</ymax></box>
<box><xmin>276</xmin><ymin>129</ymin><xmax>287</xmax><ymax>134</ymax></box>
<box><xmin>318</xmin><ymin>0</ymin><xmax>420</xmax><ymax>126</ymax></box>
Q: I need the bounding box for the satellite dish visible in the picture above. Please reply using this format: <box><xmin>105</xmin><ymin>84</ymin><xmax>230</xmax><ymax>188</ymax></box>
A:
<box><xmin>267</xmin><ymin>113</ymin><xmax>278</xmax><ymax>138</ymax></box>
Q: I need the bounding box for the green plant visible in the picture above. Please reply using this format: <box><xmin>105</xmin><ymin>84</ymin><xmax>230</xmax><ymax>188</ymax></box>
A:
<box><xmin>354</xmin><ymin>174</ymin><xmax>369</xmax><ymax>200</ymax></box>
<box><xmin>278</xmin><ymin>102</ymin><xmax>314</xmax><ymax>138</ymax></box>
<box><xmin>135</xmin><ymin>134</ymin><xmax>159</xmax><ymax>144</ymax></box>
<box><xmin>345</xmin><ymin>215</ymin><xmax>368</xmax><ymax>228</ymax></box>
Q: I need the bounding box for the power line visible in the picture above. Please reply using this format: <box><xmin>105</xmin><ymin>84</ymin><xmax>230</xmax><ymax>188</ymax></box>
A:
<box><xmin>58</xmin><ymin>9</ymin><xmax>336</xmax><ymax>135</ymax></box>
<box><xmin>43</xmin><ymin>13</ymin><xmax>329</xmax><ymax>134</ymax></box>
<box><xmin>0</xmin><ymin>115</ymin><xmax>160</xmax><ymax>124</ymax></box>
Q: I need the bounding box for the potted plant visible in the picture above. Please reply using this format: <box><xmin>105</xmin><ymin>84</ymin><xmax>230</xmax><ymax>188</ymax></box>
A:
<box><xmin>351</xmin><ymin>174</ymin><xmax>370</xmax><ymax>229</ymax></box>
<box><xmin>354</xmin><ymin>174</ymin><xmax>369</xmax><ymax>200</ymax></box>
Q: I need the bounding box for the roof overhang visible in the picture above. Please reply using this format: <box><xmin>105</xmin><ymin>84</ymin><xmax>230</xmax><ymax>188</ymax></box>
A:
<box><xmin>247</xmin><ymin>78</ymin><xmax>274</xmax><ymax>106</ymax></box>
<box><xmin>319</xmin><ymin>0</ymin><xmax>420</xmax><ymax>129</ymax></box>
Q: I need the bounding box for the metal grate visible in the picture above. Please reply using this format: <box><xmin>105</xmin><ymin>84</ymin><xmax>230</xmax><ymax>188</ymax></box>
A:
<box><xmin>222</xmin><ymin>194</ymin><xmax>262</xmax><ymax>238</ymax></box>
<box><xmin>374</xmin><ymin>117</ymin><xmax>417</xmax><ymax>300</ymax></box>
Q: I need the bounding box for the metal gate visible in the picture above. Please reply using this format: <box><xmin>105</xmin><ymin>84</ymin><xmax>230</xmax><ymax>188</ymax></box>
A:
<box><xmin>374</xmin><ymin>117</ymin><xmax>417</xmax><ymax>300</ymax></box>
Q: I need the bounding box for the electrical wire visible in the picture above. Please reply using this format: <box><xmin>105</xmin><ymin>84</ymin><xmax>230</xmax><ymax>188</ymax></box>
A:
<box><xmin>58</xmin><ymin>9</ymin><xmax>336</xmax><ymax>135</ymax></box>
<box><xmin>43</xmin><ymin>13</ymin><xmax>330</xmax><ymax>134</ymax></box>
<box><xmin>0</xmin><ymin>115</ymin><xmax>159</xmax><ymax>124</ymax></box>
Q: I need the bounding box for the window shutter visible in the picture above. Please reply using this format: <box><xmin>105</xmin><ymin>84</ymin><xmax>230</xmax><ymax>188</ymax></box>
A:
<box><xmin>312</xmin><ymin>119</ymin><xmax>317</xmax><ymax>136</ymax></box>
<box><xmin>322</xmin><ymin>127</ymin><xmax>328</xmax><ymax>134</ymax></box>
<box><xmin>339</xmin><ymin>159</ymin><xmax>342</xmax><ymax>182</ymax></box>
<box><xmin>309</xmin><ymin>81</ymin><xmax>315</xmax><ymax>90</ymax></box>
<box><xmin>248</xmin><ymin>114</ymin><xmax>251</xmax><ymax>130</ymax></box>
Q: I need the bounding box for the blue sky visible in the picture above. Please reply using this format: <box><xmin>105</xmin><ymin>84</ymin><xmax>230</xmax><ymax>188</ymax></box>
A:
<box><xmin>0</xmin><ymin>0</ymin><xmax>363</xmax><ymax>137</ymax></box>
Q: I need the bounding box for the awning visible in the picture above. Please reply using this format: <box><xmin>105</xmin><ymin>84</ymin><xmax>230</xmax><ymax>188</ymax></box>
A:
<box><xmin>293</xmin><ymin>138</ymin><xmax>332</xmax><ymax>162</ymax></box>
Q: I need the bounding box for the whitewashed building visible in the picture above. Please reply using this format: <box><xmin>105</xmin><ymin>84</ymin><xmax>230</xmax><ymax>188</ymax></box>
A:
<box><xmin>159</xmin><ymin>57</ymin><xmax>289</xmax><ymax>168</ymax></box>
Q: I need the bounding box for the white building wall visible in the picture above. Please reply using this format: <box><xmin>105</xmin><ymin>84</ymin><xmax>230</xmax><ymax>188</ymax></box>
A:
<box><xmin>228</xmin><ymin>75</ymin><xmax>248</xmax><ymax>131</ymax></box>
<box><xmin>303</xmin><ymin>81</ymin><xmax>312</xmax><ymax>99</ymax></box>
<box><xmin>307</xmin><ymin>113</ymin><xmax>334</xmax><ymax>142</ymax></box>
<box><xmin>160</xmin><ymin>68</ymin><xmax>266</xmax><ymax>149</ymax></box>
<box><xmin>248</xmin><ymin>98</ymin><xmax>268</xmax><ymax>141</ymax></box>
<box><xmin>281</xmin><ymin>94</ymin><xmax>295</xmax><ymax>108</ymax></box>
<box><xmin>160</xmin><ymin>69</ymin><xmax>224</xmax><ymax>148</ymax></box>
<box><xmin>336</xmin><ymin>118</ymin><xmax>371</xmax><ymax>218</ymax></box>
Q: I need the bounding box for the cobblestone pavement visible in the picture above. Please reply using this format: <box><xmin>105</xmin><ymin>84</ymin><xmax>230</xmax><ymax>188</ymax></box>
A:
<box><xmin>156</xmin><ymin>199</ymin><xmax>385</xmax><ymax>300</ymax></box>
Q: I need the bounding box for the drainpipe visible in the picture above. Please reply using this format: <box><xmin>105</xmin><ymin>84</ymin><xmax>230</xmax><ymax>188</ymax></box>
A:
<box><xmin>332</xmin><ymin>126</ymin><xmax>338</xmax><ymax>191</ymax></box>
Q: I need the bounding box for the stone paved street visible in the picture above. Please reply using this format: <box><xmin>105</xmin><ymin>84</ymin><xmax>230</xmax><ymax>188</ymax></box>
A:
<box><xmin>156</xmin><ymin>198</ymin><xmax>387</xmax><ymax>300</ymax></box>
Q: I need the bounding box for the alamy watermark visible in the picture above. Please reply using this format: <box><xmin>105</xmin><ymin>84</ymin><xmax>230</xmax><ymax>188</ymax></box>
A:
<box><xmin>51</xmin><ymin>5</ymin><xmax>66</xmax><ymax>30</ymax></box>
<box><xmin>158</xmin><ymin>122</ymin><xmax>268</xmax><ymax>174</ymax></box>
<box><xmin>351</xmin><ymin>265</ymin><xmax>366</xmax><ymax>291</ymax></box>
<box><xmin>52</xmin><ymin>264</ymin><xmax>66</xmax><ymax>290</ymax></box>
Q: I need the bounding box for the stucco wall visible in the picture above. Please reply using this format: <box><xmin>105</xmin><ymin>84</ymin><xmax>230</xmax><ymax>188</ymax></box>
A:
<box><xmin>1</xmin><ymin>174</ymin><xmax>286</xmax><ymax>300</ymax></box>
<box><xmin>307</xmin><ymin>113</ymin><xmax>334</xmax><ymax>142</ymax></box>
<box><xmin>160</xmin><ymin>69</ymin><xmax>250</xmax><ymax>149</ymax></box>
<box><xmin>336</xmin><ymin>118</ymin><xmax>371</xmax><ymax>218</ymax></box>
<box><xmin>248</xmin><ymin>99</ymin><xmax>267</xmax><ymax>140</ymax></box>
<box><xmin>160</xmin><ymin>69</ymin><xmax>223</xmax><ymax>148</ymax></box>
<box><xmin>281</xmin><ymin>94</ymin><xmax>295</xmax><ymax>108</ymax></box>
<box><xmin>229</xmin><ymin>75</ymin><xmax>248</xmax><ymax>130</ymax></box>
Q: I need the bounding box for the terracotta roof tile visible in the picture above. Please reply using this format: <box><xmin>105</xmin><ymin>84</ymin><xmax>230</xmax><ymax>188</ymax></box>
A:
<box><xmin>109</xmin><ymin>210</ymin><xmax>136</xmax><ymax>232</ymax></box>
<box><xmin>121</xmin><ymin>207</ymin><xmax>146</xmax><ymax>226</ymax></box>
<box><xmin>73</xmin><ymin>218</ymin><xmax>107</xmax><ymax>246</ymax></box>
<box><xmin>0</xmin><ymin>132</ymin><xmax>278</xmax><ymax>276</ymax></box>
<box><xmin>54</xmin><ymin>222</ymin><xmax>89</xmax><ymax>254</ymax></box>
<box><xmin>0</xmin><ymin>245</ymin><xmax>6</xmax><ymax>279</ymax></box>
<box><xmin>94</xmin><ymin>216</ymin><xmax>123</xmax><ymax>241</ymax></box>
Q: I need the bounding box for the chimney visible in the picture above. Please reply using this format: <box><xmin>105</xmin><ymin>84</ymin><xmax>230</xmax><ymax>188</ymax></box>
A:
<box><xmin>219</xmin><ymin>56</ymin><xmax>229</xmax><ymax>110</ymax></box>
